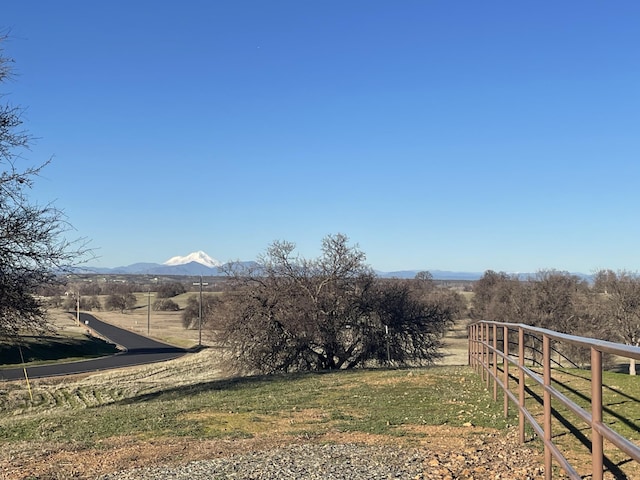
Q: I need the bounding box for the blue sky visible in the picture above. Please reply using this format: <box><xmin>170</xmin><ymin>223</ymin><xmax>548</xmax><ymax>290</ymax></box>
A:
<box><xmin>4</xmin><ymin>1</ymin><xmax>640</xmax><ymax>273</ymax></box>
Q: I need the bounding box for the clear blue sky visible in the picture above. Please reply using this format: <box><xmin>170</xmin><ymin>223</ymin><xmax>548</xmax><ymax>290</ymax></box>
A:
<box><xmin>4</xmin><ymin>1</ymin><xmax>640</xmax><ymax>273</ymax></box>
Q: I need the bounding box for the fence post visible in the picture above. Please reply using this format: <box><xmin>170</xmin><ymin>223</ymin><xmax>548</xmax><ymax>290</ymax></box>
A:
<box><xmin>493</xmin><ymin>323</ymin><xmax>498</xmax><ymax>401</ymax></box>
<box><xmin>479</xmin><ymin>323</ymin><xmax>484</xmax><ymax>378</ymax></box>
<box><xmin>591</xmin><ymin>347</ymin><xmax>604</xmax><ymax>480</ymax></box>
<box><xmin>503</xmin><ymin>325</ymin><xmax>509</xmax><ymax>418</ymax></box>
<box><xmin>485</xmin><ymin>323</ymin><xmax>490</xmax><ymax>387</ymax></box>
<box><xmin>468</xmin><ymin>323</ymin><xmax>472</xmax><ymax>367</ymax></box>
<box><xmin>543</xmin><ymin>335</ymin><xmax>552</xmax><ymax>480</ymax></box>
<box><xmin>480</xmin><ymin>322</ymin><xmax>484</xmax><ymax>373</ymax></box>
<box><xmin>470</xmin><ymin>323</ymin><xmax>477</xmax><ymax>369</ymax></box>
<box><xmin>518</xmin><ymin>326</ymin><xmax>525</xmax><ymax>443</ymax></box>
<box><xmin>474</xmin><ymin>323</ymin><xmax>479</xmax><ymax>370</ymax></box>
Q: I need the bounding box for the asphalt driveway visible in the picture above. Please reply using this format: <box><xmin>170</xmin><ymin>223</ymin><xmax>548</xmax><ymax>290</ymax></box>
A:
<box><xmin>0</xmin><ymin>312</ymin><xmax>188</xmax><ymax>381</ymax></box>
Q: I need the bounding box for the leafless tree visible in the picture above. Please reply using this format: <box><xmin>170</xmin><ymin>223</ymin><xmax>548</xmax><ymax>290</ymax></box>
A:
<box><xmin>529</xmin><ymin>270</ymin><xmax>588</xmax><ymax>332</ymax></box>
<box><xmin>62</xmin><ymin>294</ymin><xmax>100</xmax><ymax>311</ymax></box>
<box><xmin>472</xmin><ymin>270</ymin><xmax>587</xmax><ymax>329</ymax></box>
<box><xmin>471</xmin><ymin>269</ymin><xmax>635</xmax><ymax>371</ymax></box>
<box><xmin>593</xmin><ymin>270</ymin><xmax>640</xmax><ymax>375</ymax></box>
<box><xmin>0</xmin><ymin>34</ymin><xmax>89</xmax><ymax>340</ymax></box>
<box><xmin>211</xmin><ymin>234</ymin><xmax>454</xmax><ymax>374</ymax></box>
<box><xmin>592</xmin><ymin>269</ymin><xmax>617</xmax><ymax>294</ymax></box>
<box><xmin>471</xmin><ymin>270</ymin><xmax>529</xmax><ymax>323</ymax></box>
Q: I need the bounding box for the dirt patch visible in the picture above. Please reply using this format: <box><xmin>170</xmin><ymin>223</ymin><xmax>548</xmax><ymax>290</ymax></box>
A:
<box><xmin>436</xmin><ymin>318</ymin><xmax>471</xmax><ymax>366</ymax></box>
<box><xmin>2</xmin><ymin>436</ymin><xmax>280</xmax><ymax>479</ymax></box>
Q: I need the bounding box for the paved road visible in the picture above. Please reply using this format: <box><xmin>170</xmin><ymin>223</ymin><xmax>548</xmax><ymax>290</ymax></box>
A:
<box><xmin>0</xmin><ymin>312</ymin><xmax>188</xmax><ymax>381</ymax></box>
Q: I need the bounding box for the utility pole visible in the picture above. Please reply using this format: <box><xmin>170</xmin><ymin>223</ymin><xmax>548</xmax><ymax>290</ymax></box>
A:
<box><xmin>193</xmin><ymin>276</ymin><xmax>209</xmax><ymax>347</ymax></box>
<box><xmin>144</xmin><ymin>290</ymin><xmax>154</xmax><ymax>335</ymax></box>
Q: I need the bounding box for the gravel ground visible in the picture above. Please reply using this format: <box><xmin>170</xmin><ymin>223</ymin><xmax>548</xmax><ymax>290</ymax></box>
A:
<box><xmin>98</xmin><ymin>433</ymin><xmax>547</xmax><ymax>480</ymax></box>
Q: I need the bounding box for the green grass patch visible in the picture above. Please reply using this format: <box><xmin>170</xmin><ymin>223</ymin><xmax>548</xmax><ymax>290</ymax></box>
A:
<box><xmin>0</xmin><ymin>334</ymin><xmax>119</xmax><ymax>367</ymax></box>
<box><xmin>517</xmin><ymin>368</ymin><xmax>640</xmax><ymax>443</ymax></box>
<box><xmin>499</xmin><ymin>366</ymin><xmax>640</xmax><ymax>479</ymax></box>
<box><xmin>0</xmin><ymin>366</ymin><xmax>513</xmax><ymax>445</ymax></box>
<box><xmin>552</xmin><ymin>369</ymin><xmax>640</xmax><ymax>442</ymax></box>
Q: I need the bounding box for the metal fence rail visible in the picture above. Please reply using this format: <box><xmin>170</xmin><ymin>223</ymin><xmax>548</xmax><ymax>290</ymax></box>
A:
<box><xmin>468</xmin><ymin>320</ymin><xmax>640</xmax><ymax>480</ymax></box>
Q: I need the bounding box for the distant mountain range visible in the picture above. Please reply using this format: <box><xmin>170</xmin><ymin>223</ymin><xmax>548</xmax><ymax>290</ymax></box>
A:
<box><xmin>78</xmin><ymin>251</ymin><xmax>484</xmax><ymax>280</ymax></box>
<box><xmin>80</xmin><ymin>251</ymin><xmax>589</xmax><ymax>281</ymax></box>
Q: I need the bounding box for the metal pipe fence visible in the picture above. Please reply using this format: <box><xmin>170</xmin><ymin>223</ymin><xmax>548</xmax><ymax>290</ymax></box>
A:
<box><xmin>468</xmin><ymin>320</ymin><xmax>640</xmax><ymax>480</ymax></box>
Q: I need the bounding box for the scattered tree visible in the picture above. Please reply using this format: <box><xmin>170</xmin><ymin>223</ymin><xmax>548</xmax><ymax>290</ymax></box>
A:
<box><xmin>414</xmin><ymin>271</ymin><xmax>435</xmax><ymax>290</ymax></box>
<box><xmin>156</xmin><ymin>282</ymin><xmax>186</xmax><ymax>298</ymax></box>
<box><xmin>471</xmin><ymin>270</ymin><xmax>522</xmax><ymax>322</ymax></box>
<box><xmin>47</xmin><ymin>296</ymin><xmax>63</xmax><ymax>309</ymax></box>
<box><xmin>471</xmin><ymin>269</ymin><xmax>636</xmax><ymax>371</ymax></box>
<box><xmin>153</xmin><ymin>298</ymin><xmax>180</xmax><ymax>311</ymax></box>
<box><xmin>84</xmin><ymin>295</ymin><xmax>102</xmax><ymax>311</ymax></box>
<box><xmin>528</xmin><ymin>270</ymin><xmax>587</xmax><ymax>332</ymax></box>
<box><xmin>104</xmin><ymin>293</ymin><xmax>137</xmax><ymax>313</ymax></box>
<box><xmin>592</xmin><ymin>269</ymin><xmax>617</xmax><ymax>294</ymax></box>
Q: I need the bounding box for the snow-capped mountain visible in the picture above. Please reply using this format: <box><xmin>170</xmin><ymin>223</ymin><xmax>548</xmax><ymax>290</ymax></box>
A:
<box><xmin>163</xmin><ymin>251</ymin><xmax>222</xmax><ymax>268</ymax></box>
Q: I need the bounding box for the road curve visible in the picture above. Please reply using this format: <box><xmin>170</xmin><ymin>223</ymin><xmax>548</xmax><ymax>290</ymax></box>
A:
<box><xmin>0</xmin><ymin>312</ymin><xmax>188</xmax><ymax>381</ymax></box>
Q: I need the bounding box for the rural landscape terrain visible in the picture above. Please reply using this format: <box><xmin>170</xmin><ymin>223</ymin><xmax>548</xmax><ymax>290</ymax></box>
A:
<box><xmin>0</xmin><ymin>292</ymin><xmax>541</xmax><ymax>479</ymax></box>
<box><xmin>1</xmin><ymin>278</ymin><xmax>638</xmax><ymax>479</ymax></box>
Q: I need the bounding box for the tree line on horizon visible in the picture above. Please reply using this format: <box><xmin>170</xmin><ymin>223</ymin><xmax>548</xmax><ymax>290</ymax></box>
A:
<box><xmin>471</xmin><ymin>268</ymin><xmax>640</xmax><ymax>374</ymax></box>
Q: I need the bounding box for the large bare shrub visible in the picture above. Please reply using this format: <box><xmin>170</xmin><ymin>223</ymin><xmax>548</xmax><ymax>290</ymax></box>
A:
<box><xmin>211</xmin><ymin>234</ymin><xmax>454</xmax><ymax>374</ymax></box>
